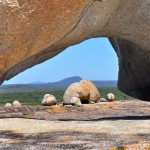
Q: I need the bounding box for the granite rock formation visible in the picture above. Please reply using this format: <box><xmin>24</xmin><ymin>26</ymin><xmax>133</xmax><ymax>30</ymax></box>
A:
<box><xmin>63</xmin><ymin>82</ymin><xmax>90</xmax><ymax>104</ymax></box>
<box><xmin>80</xmin><ymin>80</ymin><xmax>100</xmax><ymax>102</ymax></box>
<box><xmin>1</xmin><ymin>0</ymin><xmax>150</xmax><ymax>100</ymax></box>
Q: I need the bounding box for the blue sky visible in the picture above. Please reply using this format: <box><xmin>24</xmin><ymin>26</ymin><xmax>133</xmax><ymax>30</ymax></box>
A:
<box><xmin>4</xmin><ymin>38</ymin><xmax>119</xmax><ymax>84</ymax></box>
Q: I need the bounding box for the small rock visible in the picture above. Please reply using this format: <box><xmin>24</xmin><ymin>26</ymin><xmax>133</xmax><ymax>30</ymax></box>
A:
<box><xmin>41</xmin><ymin>94</ymin><xmax>57</xmax><ymax>106</ymax></box>
<box><xmin>70</xmin><ymin>97</ymin><xmax>82</xmax><ymax>107</ymax></box>
<box><xmin>64</xmin><ymin>105</ymin><xmax>73</xmax><ymax>108</ymax></box>
<box><xmin>59</xmin><ymin>104</ymin><xmax>64</xmax><ymax>107</ymax></box>
<box><xmin>5</xmin><ymin>103</ymin><xmax>12</xmax><ymax>107</ymax></box>
<box><xmin>89</xmin><ymin>101</ymin><xmax>95</xmax><ymax>104</ymax></box>
<box><xmin>12</xmin><ymin>100</ymin><xmax>21</xmax><ymax>107</ymax></box>
<box><xmin>99</xmin><ymin>98</ymin><xmax>108</xmax><ymax>102</ymax></box>
<box><xmin>107</xmin><ymin>93</ymin><xmax>115</xmax><ymax>102</ymax></box>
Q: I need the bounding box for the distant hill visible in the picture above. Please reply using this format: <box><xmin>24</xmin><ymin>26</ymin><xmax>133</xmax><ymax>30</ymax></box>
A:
<box><xmin>31</xmin><ymin>81</ymin><xmax>45</xmax><ymax>84</ymax></box>
<box><xmin>0</xmin><ymin>76</ymin><xmax>117</xmax><ymax>93</ymax></box>
<box><xmin>56</xmin><ymin>76</ymin><xmax>82</xmax><ymax>86</ymax></box>
<box><xmin>92</xmin><ymin>81</ymin><xmax>117</xmax><ymax>89</ymax></box>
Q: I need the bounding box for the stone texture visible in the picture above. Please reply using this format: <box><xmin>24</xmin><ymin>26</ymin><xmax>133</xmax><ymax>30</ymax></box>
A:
<box><xmin>80</xmin><ymin>79</ymin><xmax>100</xmax><ymax>102</ymax></box>
<box><xmin>1</xmin><ymin>0</ymin><xmax>150</xmax><ymax>100</ymax></box>
<box><xmin>0</xmin><ymin>119</ymin><xmax>150</xmax><ymax>149</ymax></box>
<box><xmin>0</xmin><ymin>100</ymin><xmax>150</xmax><ymax>123</ymax></box>
<box><xmin>110</xmin><ymin>38</ymin><xmax>150</xmax><ymax>101</ymax></box>
<box><xmin>63</xmin><ymin>82</ymin><xmax>90</xmax><ymax>104</ymax></box>
<box><xmin>0</xmin><ymin>100</ymin><xmax>150</xmax><ymax>149</ymax></box>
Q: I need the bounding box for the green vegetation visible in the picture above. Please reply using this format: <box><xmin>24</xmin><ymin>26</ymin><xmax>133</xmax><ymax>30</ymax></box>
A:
<box><xmin>0</xmin><ymin>88</ymin><xmax>133</xmax><ymax>106</ymax></box>
<box><xmin>0</xmin><ymin>91</ymin><xmax>64</xmax><ymax>106</ymax></box>
<box><xmin>100</xmin><ymin>88</ymin><xmax>133</xmax><ymax>100</ymax></box>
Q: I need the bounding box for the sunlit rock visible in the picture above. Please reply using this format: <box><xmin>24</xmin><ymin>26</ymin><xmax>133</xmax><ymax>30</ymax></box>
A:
<box><xmin>70</xmin><ymin>97</ymin><xmax>82</xmax><ymax>107</ymax></box>
<box><xmin>12</xmin><ymin>100</ymin><xmax>21</xmax><ymax>107</ymax></box>
<box><xmin>5</xmin><ymin>103</ymin><xmax>12</xmax><ymax>107</ymax></box>
<box><xmin>99</xmin><ymin>98</ymin><xmax>108</xmax><ymax>102</ymax></box>
<box><xmin>63</xmin><ymin>82</ymin><xmax>90</xmax><ymax>104</ymax></box>
<box><xmin>80</xmin><ymin>80</ymin><xmax>100</xmax><ymax>103</ymax></box>
<box><xmin>107</xmin><ymin>93</ymin><xmax>115</xmax><ymax>102</ymax></box>
<box><xmin>41</xmin><ymin>94</ymin><xmax>57</xmax><ymax>106</ymax></box>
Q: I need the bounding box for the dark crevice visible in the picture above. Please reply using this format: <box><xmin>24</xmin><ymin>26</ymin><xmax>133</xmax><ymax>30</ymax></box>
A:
<box><xmin>59</xmin><ymin>115</ymin><xmax>150</xmax><ymax>121</ymax></box>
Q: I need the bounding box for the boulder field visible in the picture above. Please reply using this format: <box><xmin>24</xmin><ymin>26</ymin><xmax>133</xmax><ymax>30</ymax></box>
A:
<box><xmin>0</xmin><ymin>0</ymin><xmax>150</xmax><ymax>100</ymax></box>
<box><xmin>63</xmin><ymin>80</ymin><xmax>100</xmax><ymax>104</ymax></box>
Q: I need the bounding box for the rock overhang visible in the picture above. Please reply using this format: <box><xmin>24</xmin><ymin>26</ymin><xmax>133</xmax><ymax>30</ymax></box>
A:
<box><xmin>0</xmin><ymin>0</ymin><xmax>150</xmax><ymax>101</ymax></box>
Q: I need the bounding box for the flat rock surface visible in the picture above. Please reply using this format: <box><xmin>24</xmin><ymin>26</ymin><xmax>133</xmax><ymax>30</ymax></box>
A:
<box><xmin>0</xmin><ymin>100</ymin><xmax>150</xmax><ymax>149</ymax></box>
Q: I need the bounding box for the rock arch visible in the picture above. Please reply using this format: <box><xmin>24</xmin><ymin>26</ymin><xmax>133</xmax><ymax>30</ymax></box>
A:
<box><xmin>0</xmin><ymin>0</ymin><xmax>150</xmax><ymax>100</ymax></box>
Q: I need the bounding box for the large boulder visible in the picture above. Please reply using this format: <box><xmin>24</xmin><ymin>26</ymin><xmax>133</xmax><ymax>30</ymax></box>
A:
<box><xmin>63</xmin><ymin>82</ymin><xmax>90</xmax><ymax>104</ymax></box>
<box><xmin>1</xmin><ymin>0</ymin><xmax>150</xmax><ymax>101</ymax></box>
<box><xmin>80</xmin><ymin>80</ymin><xmax>100</xmax><ymax>102</ymax></box>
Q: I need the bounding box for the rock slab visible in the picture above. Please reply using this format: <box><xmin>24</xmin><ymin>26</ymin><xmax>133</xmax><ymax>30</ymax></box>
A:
<box><xmin>0</xmin><ymin>100</ymin><xmax>150</xmax><ymax>149</ymax></box>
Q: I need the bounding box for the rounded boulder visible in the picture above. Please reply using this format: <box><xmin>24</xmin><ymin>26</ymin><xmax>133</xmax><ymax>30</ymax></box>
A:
<box><xmin>41</xmin><ymin>94</ymin><xmax>57</xmax><ymax>106</ymax></box>
<box><xmin>107</xmin><ymin>93</ymin><xmax>115</xmax><ymax>101</ymax></box>
<box><xmin>63</xmin><ymin>82</ymin><xmax>90</xmax><ymax>104</ymax></box>
<box><xmin>5</xmin><ymin>103</ymin><xmax>12</xmax><ymax>107</ymax></box>
<box><xmin>12</xmin><ymin>100</ymin><xmax>21</xmax><ymax>107</ymax></box>
<box><xmin>80</xmin><ymin>80</ymin><xmax>100</xmax><ymax>102</ymax></box>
